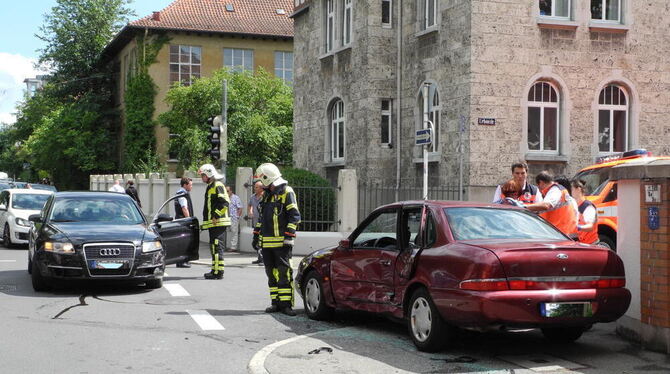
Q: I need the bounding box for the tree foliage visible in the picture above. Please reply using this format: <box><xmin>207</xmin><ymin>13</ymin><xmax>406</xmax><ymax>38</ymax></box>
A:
<box><xmin>159</xmin><ymin>69</ymin><xmax>293</xmax><ymax>171</ymax></box>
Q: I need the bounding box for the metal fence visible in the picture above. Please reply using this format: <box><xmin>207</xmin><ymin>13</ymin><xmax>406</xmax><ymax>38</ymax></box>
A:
<box><xmin>357</xmin><ymin>183</ymin><xmax>461</xmax><ymax>224</ymax></box>
<box><xmin>292</xmin><ymin>185</ymin><xmax>339</xmax><ymax>231</ymax></box>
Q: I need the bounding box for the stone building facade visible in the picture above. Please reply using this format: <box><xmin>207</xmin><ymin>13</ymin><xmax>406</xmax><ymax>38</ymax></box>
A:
<box><xmin>291</xmin><ymin>0</ymin><xmax>670</xmax><ymax>201</ymax></box>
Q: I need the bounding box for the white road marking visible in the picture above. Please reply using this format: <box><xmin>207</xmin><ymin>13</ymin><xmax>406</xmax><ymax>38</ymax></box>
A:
<box><xmin>498</xmin><ymin>354</ymin><xmax>586</xmax><ymax>372</ymax></box>
<box><xmin>164</xmin><ymin>283</ymin><xmax>190</xmax><ymax>297</ymax></box>
<box><xmin>0</xmin><ymin>260</ymin><xmax>16</xmax><ymax>263</ymax></box>
<box><xmin>187</xmin><ymin>309</ymin><xmax>225</xmax><ymax>331</ymax></box>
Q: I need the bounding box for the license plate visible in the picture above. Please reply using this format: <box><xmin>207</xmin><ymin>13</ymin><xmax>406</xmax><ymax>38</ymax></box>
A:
<box><xmin>541</xmin><ymin>302</ymin><xmax>593</xmax><ymax>318</ymax></box>
<box><xmin>89</xmin><ymin>260</ymin><xmax>126</xmax><ymax>270</ymax></box>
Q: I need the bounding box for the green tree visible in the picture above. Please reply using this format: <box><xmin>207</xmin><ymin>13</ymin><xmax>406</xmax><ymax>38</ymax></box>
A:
<box><xmin>159</xmin><ymin>69</ymin><xmax>293</xmax><ymax>171</ymax></box>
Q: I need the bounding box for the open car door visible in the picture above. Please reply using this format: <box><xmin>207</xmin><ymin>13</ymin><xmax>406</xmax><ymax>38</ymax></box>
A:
<box><xmin>152</xmin><ymin>195</ymin><xmax>200</xmax><ymax>265</ymax></box>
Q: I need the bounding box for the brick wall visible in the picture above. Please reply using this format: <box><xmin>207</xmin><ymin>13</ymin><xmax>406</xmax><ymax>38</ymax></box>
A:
<box><xmin>639</xmin><ymin>179</ymin><xmax>670</xmax><ymax>328</ymax></box>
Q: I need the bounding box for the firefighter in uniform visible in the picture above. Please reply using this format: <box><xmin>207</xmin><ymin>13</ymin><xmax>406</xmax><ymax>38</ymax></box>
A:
<box><xmin>198</xmin><ymin>164</ymin><xmax>231</xmax><ymax>280</ymax></box>
<box><xmin>252</xmin><ymin>163</ymin><xmax>301</xmax><ymax>316</ymax></box>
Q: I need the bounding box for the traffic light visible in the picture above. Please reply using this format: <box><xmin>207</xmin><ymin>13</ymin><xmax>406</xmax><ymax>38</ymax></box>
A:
<box><xmin>206</xmin><ymin>115</ymin><xmax>223</xmax><ymax>161</ymax></box>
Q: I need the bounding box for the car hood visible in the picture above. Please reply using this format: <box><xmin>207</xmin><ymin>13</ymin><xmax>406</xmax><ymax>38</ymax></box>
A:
<box><xmin>461</xmin><ymin>239</ymin><xmax>624</xmax><ymax>278</ymax></box>
<box><xmin>12</xmin><ymin>209</ymin><xmax>41</xmax><ymax>220</ymax></box>
<box><xmin>49</xmin><ymin>223</ymin><xmax>153</xmax><ymax>246</ymax></box>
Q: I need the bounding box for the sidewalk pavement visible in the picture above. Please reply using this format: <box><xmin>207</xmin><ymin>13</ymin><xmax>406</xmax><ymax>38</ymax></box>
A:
<box><xmin>191</xmin><ymin>242</ymin><xmax>304</xmax><ymax>268</ymax></box>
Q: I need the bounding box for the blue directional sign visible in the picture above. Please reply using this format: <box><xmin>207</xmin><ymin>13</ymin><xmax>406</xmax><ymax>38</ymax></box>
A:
<box><xmin>415</xmin><ymin>128</ymin><xmax>432</xmax><ymax>146</ymax></box>
<box><xmin>648</xmin><ymin>207</ymin><xmax>660</xmax><ymax>230</ymax></box>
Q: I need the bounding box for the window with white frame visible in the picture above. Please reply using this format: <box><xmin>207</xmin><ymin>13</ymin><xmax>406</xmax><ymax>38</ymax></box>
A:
<box><xmin>591</xmin><ymin>0</ymin><xmax>620</xmax><ymax>22</ymax></box>
<box><xmin>419</xmin><ymin>0</ymin><xmax>438</xmax><ymax>31</ymax></box>
<box><xmin>527</xmin><ymin>82</ymin><xmax>559</xmax><ymax>152</ymax></box>
<box><xmin>325</xmin><ymin>0</ymin><xmax>335</xmax><ymax>52</ymax></box>
<box><xmin>169</xmin><ymin>45</ymin><xmax>201</xmax><ymax>86</ymax></box>
<box><xmin>382</xmin><ymin>0</ymin><xmax>392</xmax><ymax>28</ymax></box>
<box><xmin>342</xmin><ymin>0</ymin><xmax>353</xmax><ymax>46</ymax></box>
<box><xmin>381</xmin><ymin>99</ymin><xmax>392</xmax><ymax>145</ymax></box>
<box><xmin>274</xmin><ymin>51</ymin><xmax>293</xmax><ymax>83</ymax></box>
<box><xmin>539</xmin><ymin>0</ymin><xmax>570</xmax><ymax>19</ymax></box>
<box><xmin>597</xmin><ymin>84</ymin><xmax>628</xmax><ymax>153</ymax></box>
<box><xmin>223</xmin><ymin>48</ymin><xmax>253</xmax><ymax>72</ymax></box>
<box><xmin>418</xmin><ymin>84</ymin><xmax>440</xmax><ymax>153</ymax></box>
<box><xmin>330</xmin><ymin>99</ymin><xmax>345</xmax><ymax>161</ymax></box>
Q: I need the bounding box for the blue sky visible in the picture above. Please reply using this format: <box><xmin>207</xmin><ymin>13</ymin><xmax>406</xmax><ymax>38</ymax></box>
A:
<box><xmin>0</xmin><ymin>0</ymin><xmax>174</xmax><ymax>124</ymax></box>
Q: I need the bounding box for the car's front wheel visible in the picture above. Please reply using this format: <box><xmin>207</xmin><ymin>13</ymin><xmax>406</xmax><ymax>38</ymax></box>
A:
<box><xmin>145</xmin><ymin>278</ymin><xmax>163</xmax><ymax>289</ymax></box>
<box><xmin>541</xmin><ymin>326</ymin><xmax>585</xmax><ymax>343</ymax></box>
<box><xmin>3</xmin><ymin>223</ymin><xmax>12</xmax><ymax>248</ymax></box>
<box><xmin>407</xmin><ymin>288</ymin><xmax>449</xmax><ymax>352</ymax></box>
<box><xmin>31</xmin><ymin>257</ymin><xmax>50</xmax><ymax>292</ymax></box>
<box><xmin>302</xmin><ymin>271</ymin><xmax>333</xmax><ymax>320</ymax></box>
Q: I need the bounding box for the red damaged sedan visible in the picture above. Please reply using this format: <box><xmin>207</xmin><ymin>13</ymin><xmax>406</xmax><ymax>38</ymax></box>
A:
<box><xmin>295</xmin><ymin>201</ymin><xmax>631</xmax><ymax>352</ymax></box>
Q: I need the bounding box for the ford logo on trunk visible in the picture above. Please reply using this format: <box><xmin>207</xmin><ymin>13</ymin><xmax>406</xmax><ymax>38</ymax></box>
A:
<box><xmin>556</xmin><ymin>253</ymin><xmax>569</xmax><ymax>259</ymax></box>
<box><xmin>100</xmin><ymin>248</ymin><xmax>121</xmax><ymax>256</ymax></box>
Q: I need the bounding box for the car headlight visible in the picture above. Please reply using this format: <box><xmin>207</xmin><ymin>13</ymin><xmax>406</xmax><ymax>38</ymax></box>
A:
<box><xmin>44</xmin><ymin>241</ymin><xmax>74</xmax><ymax>254</ymax></box>
<box><xmin>142</xmin><ymin>240</ymin><xmax>163</xmax><ymax>253</ymax></box>
<box><xmin>15</xmin><ymin>217</ymin><xmax>31</xmax><ymax>227</ymax></box>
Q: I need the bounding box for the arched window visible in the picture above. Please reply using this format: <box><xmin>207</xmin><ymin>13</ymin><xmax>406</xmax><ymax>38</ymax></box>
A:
<box><xmin>527</xmin><ymin>81</ymin><xmax>559</xmax><ymax>152</ymax></box>
<box><xmin>418</xmin><ymin>84</ymin><xmax>440</xmax><ymax>153</ymax></box>
<box><xmin>597</xmin><ymin>84</ymin><xmax>628</xmax><ymax>153</ymax></box>
<box><xmin>330</xmin><ymin>99</ymin><xmax>345</xmax><ymax>161</ymax></box>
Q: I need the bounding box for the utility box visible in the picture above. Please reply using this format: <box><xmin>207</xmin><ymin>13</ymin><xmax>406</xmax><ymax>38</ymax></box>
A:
<box><xmin>610</xmin><ymin>159</ymin><xmax>670</xmax><ymax>354</ymax></box>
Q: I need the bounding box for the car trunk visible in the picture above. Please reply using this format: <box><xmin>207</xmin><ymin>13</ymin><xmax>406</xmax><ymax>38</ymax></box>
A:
<box><xmin>463</xmin><ymin>240</ymin><xmax>624</xmax><ymax>279</ymax></box>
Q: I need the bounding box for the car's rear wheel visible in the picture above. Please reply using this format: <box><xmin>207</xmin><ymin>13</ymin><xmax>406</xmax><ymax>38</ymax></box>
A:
<box><xmin>541</xmin><ymin>326</ymin><xmax>585</xmax><ymax>343</ymax></box>
<box><xmin>598</xmin><ymin>234</ymin><xmax>616</xmax><ymax>251</ymax></box>
<box><xmin>3</xmin><ymin>223</ymin><xmax>13</xmax><ymax>248</ymax></box>
<box><xmin>302</xmin><ymin>271</ymin><xmax>333</xmax><ymax>320</ymax></box>
<box><xmin>407</xmin><ymin>288</ymin><xmax>448</xmax><ymax>352</ymax></box>
<box><xmin>31</xmin><ymin>257</ymin><xmax>50</xmax><ymax>292</ymax></box>
<box><xmin>145</xmin><ymin>278</ymin><xmax>163</xmax><ymax>289</ymax></box>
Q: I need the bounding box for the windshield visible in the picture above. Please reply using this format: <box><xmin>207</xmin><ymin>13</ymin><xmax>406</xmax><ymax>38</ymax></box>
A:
<box><xmin>574</xmin><ymin>168</ymin><xmax>610</xmax><ymax>196</ymax></box>
<box><xmin>444</xmin><ymin>207</ymin><xmax>567</xmax><ymax>241</ymax></box>
<box><xmin>11</xmin><ymin>194</ymin><xmax>51</xmax><ymax>210</ymax></box>
<box><xmin>49</xmin><ymin>196</ymin><xmax>144</xmax><ymax>224</ymax></box>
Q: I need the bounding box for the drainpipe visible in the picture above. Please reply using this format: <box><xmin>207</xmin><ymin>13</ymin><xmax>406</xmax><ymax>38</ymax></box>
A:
<box><xmin>394</xmin><ymin>0</ymin><xmax>403</xmax><ymax>201</ymax></box>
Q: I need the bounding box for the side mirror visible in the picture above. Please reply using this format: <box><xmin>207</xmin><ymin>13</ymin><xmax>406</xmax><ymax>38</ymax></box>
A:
<box><xmin>154</xmin><ymin>213</ymin><xmax>174</xmax><ymax>224</ymax></box>
<box><xmin>338</xmin><ymin>238</ymin><xmax>351</xmax><ymax>249</ymax></box>
<box><xmin>29</xmin><ymin>214</ymin><xmax>42</xmax><ymax>223</ymax></box>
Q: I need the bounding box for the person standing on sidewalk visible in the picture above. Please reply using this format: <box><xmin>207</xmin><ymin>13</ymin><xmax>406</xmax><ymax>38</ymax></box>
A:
<box><xmin>198</xmin><ymin>164</ymin><xmax>231</xmax><ymax>280</ymax></box>
<box><xmin>247</xmin><ymin>180</ymin><xmax>264</xmax><ymax>265</ymax></box>
<box><xmin>252</xmin><ymin>163</ymin><xmax>301</xmax><ymax>316</ymax></box>
<box><xmin>174</xmin><ymin>177</ymin><xmax>193</xmax><ymax>268</ymax></box>
<box><xmin>571</xmin><ymin>179</ymin><xmax>599</xmax><ymax>245</ymax></box>
<box><xmin>225</xmin><ymin>185</ymin><xmax>243</xmax><ymax>252</ymax></box>
<box><xmin>492</xmin><ymin>162</ymin><xmax>542</xmax><ymax>204</ymax></box>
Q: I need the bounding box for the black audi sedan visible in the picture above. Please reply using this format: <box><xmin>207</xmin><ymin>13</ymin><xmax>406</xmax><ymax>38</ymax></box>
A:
<box><xmin>27</xmin><ymin>191</ymin><xmax>199</xmax><ymax>291</ymax></box>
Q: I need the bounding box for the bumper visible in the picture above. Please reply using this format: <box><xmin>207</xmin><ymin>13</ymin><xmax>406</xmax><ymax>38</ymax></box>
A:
<box><xmin>34</xmin><ymin>250</ymin><xmax>165</xmax><ymax>281</ymax></box>
<box><xmin>431</xmin><ymin>287</ymin><xmax>631</xmax><ymax>328</ymax></box>
<box><xmin>10</xmin><ymin>223</ymin><xmax>30</xmax><ymax>244</ymax></box>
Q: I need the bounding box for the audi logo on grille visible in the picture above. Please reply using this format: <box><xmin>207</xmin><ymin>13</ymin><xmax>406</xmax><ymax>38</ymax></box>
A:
<box><xmin>99</xmin><ymin>248</ymin><xmax>121</xmax><ymax>256</ymax></box>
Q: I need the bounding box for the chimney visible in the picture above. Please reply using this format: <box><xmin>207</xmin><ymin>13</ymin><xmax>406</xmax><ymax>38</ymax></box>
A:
<box><xmin>152</xmin><ymin>11</ymin><xmax>161</xmax><ymax>21</ymax></box>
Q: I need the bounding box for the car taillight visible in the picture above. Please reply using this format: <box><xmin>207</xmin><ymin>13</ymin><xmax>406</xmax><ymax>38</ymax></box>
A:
<box><xmin>508</xmin><ymin>278</ymin><xmax>626</xmax><ymax>290</ymax></box>
<box><xmin>459</xmin><ymin>279</ymin><xmax>509</xmax><ymax>291</ymax></box>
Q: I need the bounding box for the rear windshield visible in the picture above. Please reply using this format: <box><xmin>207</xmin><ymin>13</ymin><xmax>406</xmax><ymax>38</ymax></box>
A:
<box><xmin>574</xmin><ymin>168</ymin><xmax>609</xmax><ymax>196</ymax></box>
<box><xmin>12</xmin><ymin>194</ymin><xmax>51</xmax><ymax>210</ymax></box>
<box><xmin>444</xmin><ymin>207</ymin><xmax>567</xmax><ymax>241</ymax></box>
<box><xmin>49</xmin><ymin>196</ymin><xmax>144</xmax><ymax>224</ymax></box>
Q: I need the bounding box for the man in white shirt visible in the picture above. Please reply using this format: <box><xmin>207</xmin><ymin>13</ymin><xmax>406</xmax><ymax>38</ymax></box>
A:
<box><xmin>108</xmin><ymin>179</ymin><xmax>125</xmax><ymax>193</ymax></box>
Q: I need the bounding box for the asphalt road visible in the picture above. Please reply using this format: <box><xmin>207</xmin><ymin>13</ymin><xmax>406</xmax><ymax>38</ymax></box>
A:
<box><xmin>1</xmin><ymin>244</ymin><xmax>669</xmax><ymax>374</ymax></box>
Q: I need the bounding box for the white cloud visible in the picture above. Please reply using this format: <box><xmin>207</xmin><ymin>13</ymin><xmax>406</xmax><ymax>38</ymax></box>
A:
<box><xmin>0</xmin><ymin>52</ymin><xmax>44</xmax><ymax>125</ymax></box>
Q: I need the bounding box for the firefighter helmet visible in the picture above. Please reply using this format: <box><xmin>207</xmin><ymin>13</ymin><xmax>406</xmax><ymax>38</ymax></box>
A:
<box><xmin>198</xmin><ymin>163</ymin><xmax>223</xmax><ymax>180</ymax></box>
<box><xmin>256</xmin><ymin>163</ymin><xmax>287</xmax><ymax>187</ymax></box>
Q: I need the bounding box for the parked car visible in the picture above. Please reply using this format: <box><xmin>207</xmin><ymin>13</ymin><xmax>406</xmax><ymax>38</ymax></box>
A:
<box><xmin>0</xmin><ymin>188</ymin><xmax>53</xmax><ymax>247</ymax></box>
<box><xmin>31</xmin><ymin>183</ymin><xmax>57</xmax><ymax>192</ymax></box>
<box><xmin>296</xmin><ymin>201</ymin><xmax>631</xmax><ymax>352</ymax></box>
<box><xmin>28</xmin><ymin>191</ymin><xmax>199</xmax><ymax>291</ymax></box>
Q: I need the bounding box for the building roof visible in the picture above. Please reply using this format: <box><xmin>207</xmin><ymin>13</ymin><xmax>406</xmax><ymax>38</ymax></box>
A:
<box><xmin>131</xmin><ymin>0</ymin><xmax>294</xmax><ymax>38</ymax></box>
<box><xmin>101</xmin><ymin>0</ymin><xmax>293</xmax><ymax>61</ymax></box>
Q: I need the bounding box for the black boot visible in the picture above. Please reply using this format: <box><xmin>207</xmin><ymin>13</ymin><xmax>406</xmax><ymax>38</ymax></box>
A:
<box><xmin>280</xmin><ymin>306</ymin><xmax>297</xmax><ymax>316</ymax></box>
<box><xmin>204</xmin><ymin>271</ymin><xmax>223</xmax><ymax>280</ymax></box>
<box><xmin>176</xmin><ymin>262</ymin><xmax>191</xmax><ymax>268</ymax></box>
<box><xmin>265</xmin><ymin>305</ymin><xmax>279</xmax><ymax>313</ymax></box>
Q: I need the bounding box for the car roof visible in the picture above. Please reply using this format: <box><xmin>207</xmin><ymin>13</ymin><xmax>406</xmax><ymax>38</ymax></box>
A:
<box><xmin>54</xmin><ymin>191</ymin><xmax>132</xmax><ymax>199</ymax></box>
<box><xmin>375</xmin><ymin>200</ymin><xmax>513</xmax><ymax>210</ymax></box>
<box><xmin>579</xmin><ymin>155</ymin><xmax>670</xmax><ymax>173</ymax></box>
<box><xmin>6</xmin><ymin>188</ymin><xmax>53</xmax><ymax>195</ymax></box>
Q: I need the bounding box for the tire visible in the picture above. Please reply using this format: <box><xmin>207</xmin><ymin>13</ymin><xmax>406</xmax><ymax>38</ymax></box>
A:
<box><xmin>302</xmin><ymin>271</ymin><xmax>333</xmax><ymax>320</ymax></box>
<box><xmin>541</xmin><ymin>326</ymin><xmax>585</xmax><ymax>343</ymax></box>
<box><xmin>3</xmin><ymin>223</ymin><xmax>12</xmax><ymax>248</ymax></box>
<box><xmin>31</xmin><ymin>257</ymin><xmax>50</xmax><ymax>292</ymax></box>
<box><xmin>145</xmin><ymin>278</ymin><xmax>163</xmax><ymax>289</ymax></box>
<box><xmin>407</xmin><ymin>288</ymin><xmax>449</xmax><ymax>352</ymax></box>
<box><xmin>598</xmin><ymin>234</ymin><xmax>616</xmax><ymax>251</ymax></box>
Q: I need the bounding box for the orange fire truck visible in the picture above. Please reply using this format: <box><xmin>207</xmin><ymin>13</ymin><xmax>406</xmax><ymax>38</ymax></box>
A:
<box><xmin>573</xmin><ymin>149</ymin><xmax>670</xmax><ymax>251</ymax></box>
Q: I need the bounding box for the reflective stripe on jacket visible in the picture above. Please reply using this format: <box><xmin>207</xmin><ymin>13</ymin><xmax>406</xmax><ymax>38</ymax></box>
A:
<box><xmin>253</xmin><ymin>184</ymin><xmax>301</xmax><ymax>248</ymax></box>
<box><xmin>517</xmin><ymin>183</ymin><xmax>539</xmax><ymax>204</ymax></box>
<box><xmin>201</xmin><ymin>180</ymin><xmax>231</xmax><ymax>229</ymax></box>
<box><xmin>540</xmin><ymin>183</ymin><xmax>577</xmax><ymax>235</ymax></box>
<box><xmin>577</xmin><ymin>200</ymin><xmax>599</xmax><ymax>244</ymax></box>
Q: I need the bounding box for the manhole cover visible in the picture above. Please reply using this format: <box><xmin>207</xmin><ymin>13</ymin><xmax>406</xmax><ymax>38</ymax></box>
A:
<box><xmin>144</xmin><ymin>297</ymin><xmax>198</xmax><ymax>306</ymax></box>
